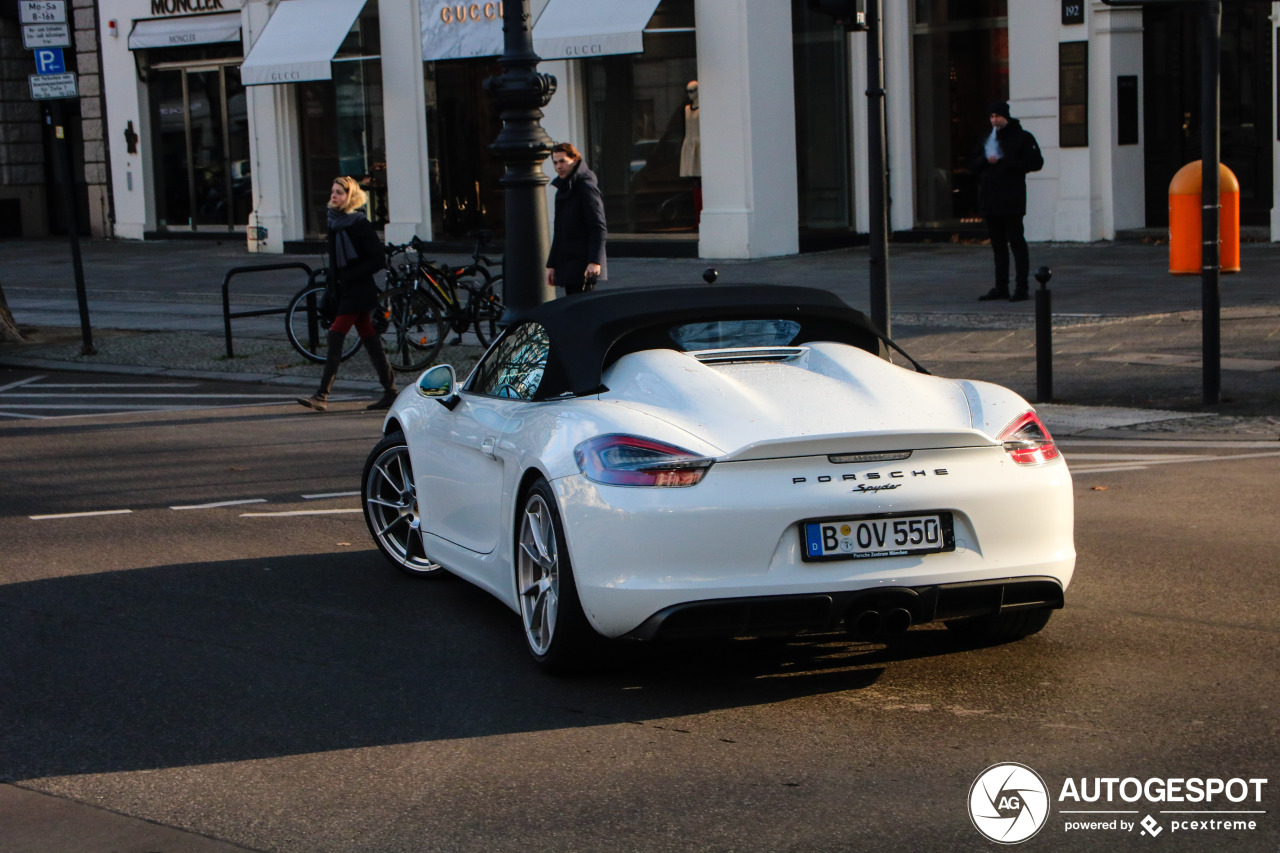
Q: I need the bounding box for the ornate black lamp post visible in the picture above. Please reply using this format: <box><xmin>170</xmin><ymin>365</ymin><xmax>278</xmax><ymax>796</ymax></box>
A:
<box><xmin>484</xmin><ymin>0</ymin><xmax>557</xmax><ymax>321</ymax></box>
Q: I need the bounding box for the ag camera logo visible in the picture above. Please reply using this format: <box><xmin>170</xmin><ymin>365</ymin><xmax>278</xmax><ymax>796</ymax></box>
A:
<box><xmin>969</xmin><ymin>763</ymin><xmax>1051</xmax><ymax>844</ymax></box>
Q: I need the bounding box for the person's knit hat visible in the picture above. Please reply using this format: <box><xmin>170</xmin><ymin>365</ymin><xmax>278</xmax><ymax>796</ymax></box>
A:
<box><xmin>989</xmin><ymin>101</ymin><xmax>1011</xmax><ymax>119</ymax></box>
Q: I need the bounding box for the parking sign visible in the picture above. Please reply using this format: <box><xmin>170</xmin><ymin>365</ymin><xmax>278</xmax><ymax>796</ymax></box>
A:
<box><xmin>34</xmin><ymin>47</ymin><xmax>66</xmax><ymax>75</ymax></box>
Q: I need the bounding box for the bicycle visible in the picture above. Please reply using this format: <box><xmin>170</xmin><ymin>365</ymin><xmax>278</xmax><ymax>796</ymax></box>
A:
<box><xmin>373</xmin><ymin>233</ymin><xmax>504</xmax><ymax>371</ymax></box>
<box><xmin>447</xmin><ymin>229</ymin><xmax>504</xmax><ymax>346</ymax></box>
<box><xmin>373</xmin><ymin>240</ymin><xmax>449</xmax><ymax>371</ymax></box>
<box><xmin>283</xmin><ymin>268</ymin><xmax>363</xmax><ymax>364</ymax></box>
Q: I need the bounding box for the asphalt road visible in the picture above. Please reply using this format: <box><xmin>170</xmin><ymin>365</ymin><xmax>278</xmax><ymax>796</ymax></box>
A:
<box><xmin>0</xmin><ymin>375</ymin><xmax>1276</xmax><ymax>852</ymax></box>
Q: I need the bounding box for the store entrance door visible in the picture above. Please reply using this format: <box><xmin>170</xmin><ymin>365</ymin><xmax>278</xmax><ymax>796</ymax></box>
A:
<box><xmin>910</xmin><ymin>2</ymin><xmax>1009</xmax><ymax>228</ymax></box>
<box><xmin>1142</xmin><ymin>4</ymin><xmax>1273</xmax><ymax>227</ymax></box>
<box><xmin>148</xmin><ymin>61</ymin><xmax>249</xmax><ymax>232</ymax></box>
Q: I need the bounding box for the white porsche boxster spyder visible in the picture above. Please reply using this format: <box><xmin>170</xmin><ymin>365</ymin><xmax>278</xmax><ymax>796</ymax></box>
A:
<box><xmin>362</xmin><ymin>285</ymin><xmax>1074</xmax><ymax>672</ymax></box>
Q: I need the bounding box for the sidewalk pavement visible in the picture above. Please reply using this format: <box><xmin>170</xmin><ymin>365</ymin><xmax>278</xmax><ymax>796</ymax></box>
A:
<box><xmin>1</xmin><ymin>237</ymin><xmax>1277</xmax><ymax>440</ymax></box>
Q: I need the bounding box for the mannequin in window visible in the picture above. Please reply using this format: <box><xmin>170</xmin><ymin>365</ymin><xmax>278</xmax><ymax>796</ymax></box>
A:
<box><xmin>680</xmin><ymin>80</ymin><xmax>702</xmax><ymax>222</ymax></box>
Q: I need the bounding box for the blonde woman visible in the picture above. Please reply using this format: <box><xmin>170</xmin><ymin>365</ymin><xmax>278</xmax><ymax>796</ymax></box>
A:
<box><xmin>297</xmin><ymin>177</ymin><xmax>397</xmax><ymax>411</ymax></box>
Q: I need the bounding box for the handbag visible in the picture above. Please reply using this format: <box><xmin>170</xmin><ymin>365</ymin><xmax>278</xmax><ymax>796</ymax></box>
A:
<box><xmin>318</xmin><ymin>273</ymin><xmax>339</xmax><ymax>321</ymax></box>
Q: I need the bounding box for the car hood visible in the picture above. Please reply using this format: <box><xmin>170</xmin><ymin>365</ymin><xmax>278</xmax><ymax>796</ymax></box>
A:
<box><xmin>600</xmin><ymin>343</ymin><xmax>996</xmax><ymax>459</ymax></box>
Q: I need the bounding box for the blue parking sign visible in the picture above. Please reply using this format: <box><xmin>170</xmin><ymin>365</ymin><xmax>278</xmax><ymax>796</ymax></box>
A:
<box><xmin>34</xmin><ymin>47</ymin><xmax>65</xmax><ymax>75</ymax></box>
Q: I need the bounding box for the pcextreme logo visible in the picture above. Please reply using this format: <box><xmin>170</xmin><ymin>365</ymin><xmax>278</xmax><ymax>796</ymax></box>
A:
<box><xmin>968</xmin><ymin>764</ymin><xmax>1270</xmax><ymax>844</ymax></box>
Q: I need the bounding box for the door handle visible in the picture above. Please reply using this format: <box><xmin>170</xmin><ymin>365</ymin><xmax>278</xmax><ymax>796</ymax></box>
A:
<box><xmin>481</xmin><ymin>436</ymin><xmax>497</xmax><ymax>458</ymax></box>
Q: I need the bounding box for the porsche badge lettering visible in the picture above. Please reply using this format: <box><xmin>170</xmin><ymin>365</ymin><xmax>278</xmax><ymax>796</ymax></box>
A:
<box><xmin>791</xmin><ymin>468</ymin><xmax>949</xmax><ymax>486</ymax></box>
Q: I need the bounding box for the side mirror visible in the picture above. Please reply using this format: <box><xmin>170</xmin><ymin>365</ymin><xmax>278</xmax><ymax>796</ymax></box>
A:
<box><xmin>417</xmin><ymin>364</ymin><xmax>460</xmax><ymax>410</ymax></box>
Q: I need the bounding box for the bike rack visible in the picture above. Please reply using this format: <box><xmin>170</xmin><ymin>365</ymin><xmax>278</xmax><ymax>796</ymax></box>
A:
<box><xmin>220</xmin><ymin>262</ymin><xmax>317</xmax><ymax>358</ymax></box>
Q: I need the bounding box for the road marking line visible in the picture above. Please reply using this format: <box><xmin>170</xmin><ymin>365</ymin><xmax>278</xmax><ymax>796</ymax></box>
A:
<box><xmin>0</xmin><ymin>375</ymin><xmax>44</xmax><ymax>394</ymax></box>
<box><xmin>3</xmin><ymin>393</ymin><xmax>304</xmax><ymax>399</ymax></box>
<box><xmin>30</xmin><ymin>509</ymin><xmax>133</xmax><ymax>520</ymax></box>
<box><xmin>240</xmin><ymin>508</ymin><xmax>362</xmax><ymax>517</ymax></box>
<box><xmin>0</xmin><ymin>403</ymin><xmax>290</xmax><ymax>411</ymax></box>
<box><xmin>1060</xmin><ymin>438</ymin><xmax>1280</xmax><ymax>449</ymax></box>
<box><xmin>171</xmin><ymin>499</ymin><xmax>269</xmax><ymax>510</ymax></box>
<box><xmin>303</xmin><ymin>491</ymin><xmax>360</xmax><ymax>499</ymax></box>
<box><xmin>0</xmin><ymin>411</ymin><xmax>47</xmax><ymax>420</ymax></box>
<box><xmin>1071</xmin><ymin>450</ymin><xmax>1280</xmax><ymax>475</ymax></box>
<box><xmin>21</xmin><ymin>382</ymin><xmax>201</xmax><ymax>389</ymax></box>
<box><xmin>1064</xmin><ymin>453</ymin><xmax>1210</xmax><ymax>461</ymax></box>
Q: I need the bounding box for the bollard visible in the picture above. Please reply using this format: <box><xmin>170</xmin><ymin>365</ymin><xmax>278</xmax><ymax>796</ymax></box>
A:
<box><xmin>1168</xmin><ymin>161</ymin><xmax>1239</xmax><ymax>274</ymax></box>
<box><xmin>1035</xmin><ymin>266</ymin><xmax>1052</xmax><ymax>404</ymax></box>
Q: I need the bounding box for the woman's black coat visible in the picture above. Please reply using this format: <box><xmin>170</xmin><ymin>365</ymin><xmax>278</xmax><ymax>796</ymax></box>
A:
<box><xmin>970</xmin><ymin>118</ymin><xmax>1044</xmax><ymax>217</ymax></box>
<box><xmin>327</xmin><ymin>214</ymin><xmax>384</xmax><ymax>314</ymax></box>
<box><xmin>547</xmin><ymin>161</ymin><xmax>607</xmax><ymax>286</ymax></box>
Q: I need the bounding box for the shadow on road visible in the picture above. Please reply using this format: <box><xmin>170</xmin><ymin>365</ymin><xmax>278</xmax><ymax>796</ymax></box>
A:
<box><xmin>0</xmin><ymin>549</ymin><xmax>988</xmax><ymax>783</ymax></box>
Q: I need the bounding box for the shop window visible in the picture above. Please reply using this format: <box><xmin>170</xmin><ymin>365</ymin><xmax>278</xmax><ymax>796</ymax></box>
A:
<box><xmin>143</xmin><ymin>43</ymin><xmax>249</xmax><ymax>232</ymax></box>
<box><xmin>299</xmin><ymin>4</ymin><xmax>387</xmax><ymax>235</ymax></box>
<box><xmin>583</xmin><ymin>0</ymin><xmax>698</xmax><ymax>235</ymax></box>
<box><xmin>793</xmin><ymin>0</ymin><xmax>853</xmax><ymax>233</ymax></box>
<box><xmin>423</xmin><ymin>58</ymin><xmax>505</xmax><ymax>241</ymax></box>
<box><xmin>912</xmin><ymin>0</ymin><xmax>1008</xmax><ymax>227</ymax></box>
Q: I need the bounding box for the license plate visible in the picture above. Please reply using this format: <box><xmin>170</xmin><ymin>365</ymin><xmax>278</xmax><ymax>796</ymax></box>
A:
<box><xmin>801</xmin><ymin>512</ymin><xmax>955</xmax><ymax>562</ymax></box>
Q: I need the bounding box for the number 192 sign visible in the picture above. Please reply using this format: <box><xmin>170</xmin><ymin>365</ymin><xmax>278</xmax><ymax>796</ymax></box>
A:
<box><xmin>1062</xmin><ymin>0</ymin><xmax>1084</xmax><ymax>24</ymax></box>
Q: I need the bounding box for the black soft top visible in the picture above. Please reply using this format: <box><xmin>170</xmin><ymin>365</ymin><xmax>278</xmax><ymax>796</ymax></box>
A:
<box><xmin>518</xmin><ymin>284</ymin><xmax>886</xmax><ymax>399</ymax></box>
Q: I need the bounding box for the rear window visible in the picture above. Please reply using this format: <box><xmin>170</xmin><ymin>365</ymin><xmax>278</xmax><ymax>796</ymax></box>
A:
<box><xmin>668</xmin><ymin>319</ymin><xmax>802</xmax><ymax>351</ymax></box>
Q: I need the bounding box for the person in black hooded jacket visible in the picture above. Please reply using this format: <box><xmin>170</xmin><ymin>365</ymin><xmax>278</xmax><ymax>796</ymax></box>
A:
<box><xmin>971</xmin><ymin>102</ymin><xmax>1044</xmax><ymax>302</ymax></box>
<box><xmin>546</xmin><ymin>142</ymin><xmax>607</xmax><ymax>295</ymax></box>
<box><xmin>296</xmin><ymin>176</ymin><xmax>396</xmax><ymax>412</ymax></box>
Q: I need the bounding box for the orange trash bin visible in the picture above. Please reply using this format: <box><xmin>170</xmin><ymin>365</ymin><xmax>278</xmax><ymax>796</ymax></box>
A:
<box><xmin>1168</xmin><ymin>161</ymin><xmax>1240</xmax><ymax>274</ymax></box>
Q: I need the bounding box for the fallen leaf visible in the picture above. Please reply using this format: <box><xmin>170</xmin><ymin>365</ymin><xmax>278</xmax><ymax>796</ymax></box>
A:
<box><xmin>1091</xmin><ymin>485</ymin><xmax>1108</xmax><ymax>491</ymax></box>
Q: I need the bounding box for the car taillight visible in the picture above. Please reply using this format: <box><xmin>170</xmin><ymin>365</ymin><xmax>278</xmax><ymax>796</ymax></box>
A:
<box><xmin>574</xmin><ymin>434</ymin><xmax>713</xmax><ymax>487</ymax></box>
<box><xmin>999</xmin><ymin>411</ymin><xmax>1060</xmax><ymax>465</ymax></box>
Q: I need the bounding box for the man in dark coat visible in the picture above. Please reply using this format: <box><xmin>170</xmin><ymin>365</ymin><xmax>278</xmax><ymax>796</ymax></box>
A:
<box><xmin>546</xmin><ymin>142</ymin><xmax>607</xmax><ymax>296</ymax></box>
<box><xmin>972</xmin><ymin>102</ymin><xmax>1044</xmax><ymax>302</ymax></box>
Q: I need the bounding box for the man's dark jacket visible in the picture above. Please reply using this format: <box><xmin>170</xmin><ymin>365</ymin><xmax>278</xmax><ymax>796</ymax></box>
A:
<box><xmin>971</xmin><ymin>118</ymin><xmax>1044</xmax><ymax>216</ymax></box>
<box><xmin>547</xmin><ymin>161</ymin><xmax>607</xmax><ymax>285</ymax></box>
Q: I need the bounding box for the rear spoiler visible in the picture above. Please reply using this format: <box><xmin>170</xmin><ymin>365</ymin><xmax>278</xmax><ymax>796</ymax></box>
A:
<box><xmin>717</xmin><ymin>429</ymin><xmax>997</xmax><ymax>463</ymax></box>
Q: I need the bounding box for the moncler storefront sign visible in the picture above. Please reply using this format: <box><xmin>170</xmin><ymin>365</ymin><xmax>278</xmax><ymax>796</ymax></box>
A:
<box><xmin>150</xmin><ymin>0</ymin><xmax>227</xmax><ymax>14</ymax></box>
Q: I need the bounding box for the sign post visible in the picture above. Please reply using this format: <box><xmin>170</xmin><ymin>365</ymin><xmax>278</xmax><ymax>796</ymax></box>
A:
<box><xmin>22</xmin><ymin>0</ymin><xmax>94</xmax><ymax>355</ymax></box>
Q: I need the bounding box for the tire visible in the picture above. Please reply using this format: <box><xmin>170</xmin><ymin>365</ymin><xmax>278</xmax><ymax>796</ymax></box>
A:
<box><xmin>945</xmin><ymin>608</ymin><xmax>1053</xmax><ymax>645</ymax></box>
<box><xmin>473</xmin><ymin>275</ymin><xmax>504</xmax><ymax>348</ymax></box>
<box><xmin>362</xmin><ymin>431</ymin><xmax>447</xmax><ymax>579</ymax></box>
<box><xmin>374</xmin><ymin>287</ymin><xmax>446</xmax><ymax>371</ymax></box>
<box><xmin>285</xmin><ymin>285</ymin><xmax>362</xmax><ymax>363</ymax></box>
<box><xmin>516</xmin><ymin>478</ymin><xmax>604</xmax><ymax>674</ymax></box>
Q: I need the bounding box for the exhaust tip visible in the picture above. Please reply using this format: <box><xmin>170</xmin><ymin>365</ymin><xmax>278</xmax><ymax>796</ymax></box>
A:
<box><xmin>846</xmin><ymin>609</ymin><xmax>882</xmax><ymax>640</ymax></box>
<box><xmin>883</xmin><ymin>607</ymin><xmax>913</xmax><ymax>637</ymax></box>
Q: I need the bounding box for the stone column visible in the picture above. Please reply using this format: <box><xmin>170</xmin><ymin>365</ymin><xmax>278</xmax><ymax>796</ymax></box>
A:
<box><xmin>379</xmin><ymin>0</ymin><xmax>433</xmax><ymax>244</ymax></box>
<box><xmin>694</xmin><ymin>0</ymin><xmax>799</xmax><ymax>259</ymax></box>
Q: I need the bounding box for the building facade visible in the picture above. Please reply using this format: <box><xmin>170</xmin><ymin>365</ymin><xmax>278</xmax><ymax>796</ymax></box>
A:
<box><xmin>80</xmin><ymin>0</ymin><xmax>1278</xmax><ymax>256</ymax></box>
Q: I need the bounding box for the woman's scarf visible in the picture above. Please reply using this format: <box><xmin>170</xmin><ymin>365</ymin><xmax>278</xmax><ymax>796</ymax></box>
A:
<box><xmin>327</xmin><ymin>209</ymin><xmax>365</xmax><ymax>268</ymax></box>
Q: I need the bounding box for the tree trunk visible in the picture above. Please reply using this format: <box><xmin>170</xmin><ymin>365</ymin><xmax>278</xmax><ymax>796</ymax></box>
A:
<box><xmin>0</xmin><ymin>281</ymin><xmax>25</xmax><ymax>343</ymax></box>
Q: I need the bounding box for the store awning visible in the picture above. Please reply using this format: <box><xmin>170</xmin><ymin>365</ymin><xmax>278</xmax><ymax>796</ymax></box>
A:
<box><xmin>127</xmin><ymin>12</ymin><xmax>242</xmax><ymax>50</ymax></box>
<box><xmin>532</xmin><ymin>0</ymin><xmax>662</xmax><ymax>60</ymax></box>
<box><xmin>240</xmin><ymin>0</ymin><xmax>367</xmax><ymax>86</ymax></box>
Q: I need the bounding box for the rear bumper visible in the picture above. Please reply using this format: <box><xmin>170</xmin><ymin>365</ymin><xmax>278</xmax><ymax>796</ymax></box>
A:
<box><xmin>552</xmin><ymin>446</ymin><xmax>1075</xmax><ymax>638</ymax></box>
<box><xmin>620</xmin><ymin>576</ymin><xmax>1065</xmax><ymax>641</ymax></box>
